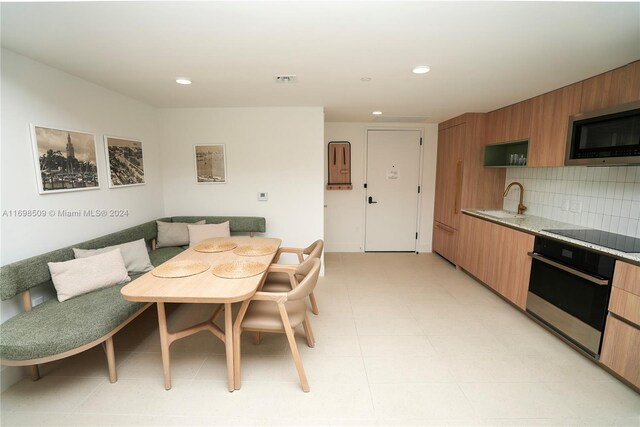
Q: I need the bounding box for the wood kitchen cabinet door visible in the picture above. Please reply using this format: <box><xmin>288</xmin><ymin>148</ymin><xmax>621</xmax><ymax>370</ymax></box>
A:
<box><xmin>434</xmin><ymin>124</ymin><xmax>465</xmax><ymax>229</ymax></box>
<box><xmin>602</xmin><ymin>261</ymin><xmax>640</xmax><ymax>389</ymax></box>
<box><xmin>528</xmin><ymin>83</ymin><xmax>582</xmax><ymax>167</ymax></box>
<box><xmin>612</xmin><ymin>260</ymin><xmax>640</xmax><ymax>297</ymax></box>
<box><xmin>457</xmin><ymin>214</ymin><xmax>492</xmax><ymax>284</ymax></box>
<box><xmin>609</xmin><ymin>286</ymin><xmax>640</xmax><ymax>327</ymax></box>
<box><xmin>580</xmin><ymin>61</ymin><xmax>640</xmax><ymax>113</ymax></box>
<box><xmin>485</xmin><ymin>108</ymin><xmax>508</xmax><ymax>144</ymax></box>
<box><xmin>491</xmin><ymin>224</ymin><xmax>535</xmax><ymax>309</ymax></box>
<box><xmin>433</xmin><ymin>221</ymin><xmax>458</xmax><ymax>264</ymax></box>
<box><xmin>601</xmin><ymin>315</ymin><xmax>640</xmax><ymax>388</ymax></box>
<box><xmin>485</xmin><ymin>100</ymin><xmax>532</xmax><ymax>145</ymax></box>
<box><xmin>457</xmin><ymin>214</ymin><xmax>534</xmax><ymax>309</ymax></box>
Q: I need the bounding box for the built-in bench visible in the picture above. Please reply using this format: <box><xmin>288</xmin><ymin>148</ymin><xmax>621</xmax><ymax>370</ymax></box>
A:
<box><xmin>0</xmin><ymin>216</ymin><xmax>266</xmax><ymax>383</ymax></box>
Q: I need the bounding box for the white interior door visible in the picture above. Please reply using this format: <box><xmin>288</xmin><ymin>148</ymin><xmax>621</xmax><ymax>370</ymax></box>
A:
<box><xmin>365</xmin><ymin>130</ymin><xmax>422</xmax><ymax>252</ymax></box>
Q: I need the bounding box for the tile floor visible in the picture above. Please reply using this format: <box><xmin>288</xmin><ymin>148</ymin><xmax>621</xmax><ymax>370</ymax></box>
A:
<box><xmin>1</xmin><ymin>253</ymin><xmax>639</xmax><ymax>426</ymax></box>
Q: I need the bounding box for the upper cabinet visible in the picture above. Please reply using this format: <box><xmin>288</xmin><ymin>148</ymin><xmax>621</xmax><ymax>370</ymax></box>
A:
<box><xmin>485</xmin><ymin>99</ymin><xmax>533</xmax><ymax>145</ymax></box>
<box><xmin>479</xmin><ymin>61</ymin><xmax>640</xmax><ymax>168</ymax></box>
<box><xmin>580</xmin><ymin>61</ymin><xmax>640</xmax><ymax>113</ymax></box>
<box><xmin>527</xmin><ymin>83</ymin><xmax>583</xmax><ymax>167</ymax></box>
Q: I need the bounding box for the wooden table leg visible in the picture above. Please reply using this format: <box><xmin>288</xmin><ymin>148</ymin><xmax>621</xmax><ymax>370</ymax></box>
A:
<box><xmin>157</xmin><ymin>302</ymin><xmax>172</xmax><ymax>390</ymax></box>
<box><xmin>224</xmin><ymin>302</ymin><xmax>234</xmax><ymax>392</ymax></box>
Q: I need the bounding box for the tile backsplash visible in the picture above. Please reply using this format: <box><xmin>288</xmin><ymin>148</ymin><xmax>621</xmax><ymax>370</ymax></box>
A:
<box><xmin>503</xmin><ymin>166</ymin><xmax>640</xmax><ymax>238</ymax></box>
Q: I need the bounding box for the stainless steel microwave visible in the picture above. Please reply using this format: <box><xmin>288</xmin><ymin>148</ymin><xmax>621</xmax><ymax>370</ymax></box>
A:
<box><xmin>565</xmin><ymin>100</ymin><xmax>640</xmax><ymax>166</ymax></box>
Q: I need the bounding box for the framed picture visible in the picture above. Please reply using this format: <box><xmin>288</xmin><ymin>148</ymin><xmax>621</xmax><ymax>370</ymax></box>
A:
<box><xmin>104</xmin><ymin>135</ymin><xmax>145</xmax><ymax>188</ymax></box>
<box><xmin>194</xmin><ymin>144</ymin><xmax>227</xmax><ymax>184</ymax></box>
<box><xmin>30</xmin><ymin>125</ymin><xmax>100</xmax><ymax>194</ymax></box>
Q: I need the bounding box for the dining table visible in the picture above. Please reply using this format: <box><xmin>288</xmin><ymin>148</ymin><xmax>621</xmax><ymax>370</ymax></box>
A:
<box><xmin>121</xmin><ymin>236</ymin><xmax>281</xmax><ymax>391</ymax></box>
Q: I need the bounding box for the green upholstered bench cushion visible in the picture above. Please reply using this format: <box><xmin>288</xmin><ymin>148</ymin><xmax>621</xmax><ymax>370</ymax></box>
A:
<box><xmin>170</xmin><ymin>216</ymin><xmax>265</xmax><ymax>233</ymax></box>
<box><xmin>0</xmin><ymin>246</ymin><xmax>184</xmax><ymax>361</ymax></box>
<box><xmin>0</xmin><ymin>280</ymin><xmax>146</xmax><ymax>361</ymax></box>
<box><xmin>149</xmin><ymin>247</ymin><xmax>183</xmax><ymax>266</ymax></box>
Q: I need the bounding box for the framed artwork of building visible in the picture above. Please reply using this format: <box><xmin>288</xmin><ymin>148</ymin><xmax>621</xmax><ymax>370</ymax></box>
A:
<box><xmin>104</xmin><ymin>135</ymin><xmax>145</xmax><ymax>188</ymax></box>
<box><xmin>30</xmin><ymin>125</ymin><xmax>100</xmax><ymax>194</ymax></box>
<box><xmin>194</xmin><ymin>144</ymin><xmax>227</xmax><ymax>184</ymax></box>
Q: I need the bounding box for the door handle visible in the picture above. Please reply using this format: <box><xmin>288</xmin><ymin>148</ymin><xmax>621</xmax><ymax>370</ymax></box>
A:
<box><xmin>454</xmin><ymin>160</ymin><xmax>463</xmax><ymax>214</ymax></box>
<box><xmin>435</xmin><ymin>223</ymin><xmax>454</xmax><ymax>235</ymax></box>
<box><xmin>368</xmin><ymin>196</ymin><xmax>378</xmax><ymax>204</ymax></box>
<box><xmin>527</xmin><ymin>252</ymin><xmax>609</xmax><ymax>286</ymax></box>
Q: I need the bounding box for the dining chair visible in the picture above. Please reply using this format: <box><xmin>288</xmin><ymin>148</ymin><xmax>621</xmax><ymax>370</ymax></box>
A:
<box><xmin>262</xmin><ymin>240</ymin><xmax>324</xmax><ymax>315</ymax></box>
<box><xmin>233</xmin><ymin>258</ymin><xmax>321</xmax><ymax>392</ymax></box>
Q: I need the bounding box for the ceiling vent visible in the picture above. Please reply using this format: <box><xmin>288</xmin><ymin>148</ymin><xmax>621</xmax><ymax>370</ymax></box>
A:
<box><xmin>373</xmin><ymin>116</ymin><xmax>429</xmax><ymax>123</ymax></box>
<box><xmin>274</xmin><ymin>75</ymin><xmax>298</xmax><ymax>83</ymax></box>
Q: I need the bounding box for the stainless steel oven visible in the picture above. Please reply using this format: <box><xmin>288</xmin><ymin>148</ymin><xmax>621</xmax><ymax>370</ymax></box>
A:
<box><xmin>526</xmin><ymin>236</ymin><xmax>615</xmax><ymax>358</ymax></box>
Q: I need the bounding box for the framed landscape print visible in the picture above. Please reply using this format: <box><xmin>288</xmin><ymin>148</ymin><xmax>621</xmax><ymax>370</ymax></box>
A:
<box><xmin>104</xmin><ymin>135</ymin><xmax>145</xmax><ymax>188</ymax></box>
<box><xmin>31</xmin><ymin>125</ymin><xmax>100</xmax><ymax>194</ymax></box>
<box><xmin>194</xmin><ymin>144</ymin><xmax>227</xmax><ymax>184</ymax></box>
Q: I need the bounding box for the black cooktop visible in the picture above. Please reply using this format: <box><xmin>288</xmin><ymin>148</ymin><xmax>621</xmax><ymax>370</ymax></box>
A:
<box><xmin>543</xmin><ymin>228</ymin><xmax>640</xmax><ymax>253</ymax></box>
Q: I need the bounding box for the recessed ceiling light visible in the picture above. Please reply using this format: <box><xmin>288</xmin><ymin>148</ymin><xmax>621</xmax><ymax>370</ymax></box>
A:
<box><xmin>372</xmin><ymin>111</ymin><xmax>383</xmax><ymax>115</ymax></box>
<box><xmin>360</xmin><ymin>77</ymin><xmax>372</xmax><ymax>82</ymax></box>
<box><xmin>412</xmin><ymin>65</ymin><xmax>431</xmax><ymax>74</ymax></box>
<box><xmin>175</xmin><ymin>78</ymin><xmax>192</xmax><ymax>85</ymax></box>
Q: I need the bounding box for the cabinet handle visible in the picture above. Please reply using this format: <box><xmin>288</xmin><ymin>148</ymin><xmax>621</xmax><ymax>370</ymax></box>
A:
<box><xmin>454</xmin><ymin>160</ymin><xmax>463</xmax><ymax>214</ymax></box>
<box><xmin>435</xmin><ymin>223</ymin><xmax>454</xmax><ymax>235</ymax></box>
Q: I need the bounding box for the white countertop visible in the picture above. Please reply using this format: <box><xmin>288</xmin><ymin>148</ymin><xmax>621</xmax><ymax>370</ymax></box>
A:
<box><xmin>462</xmin><ymin>209</ymin><xmax>640</xmax><ymax>265</ymax></box>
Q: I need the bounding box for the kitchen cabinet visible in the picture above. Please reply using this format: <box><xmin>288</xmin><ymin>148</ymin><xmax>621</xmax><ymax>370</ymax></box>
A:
<box><xmin>600</xmin><ymin>260</ymin><xmax>640</xmax><ymax>389</ymax></box>
<box><xmin>457</xmin><ymin>213</ymin><xmax>492</xmax><ymax>283</ymax></box>
<box><xmin>580</xmin><ymin>61</ymin><xmax>640</xmax><ymax>113</ymax></box>
<box><xmin>434</xmin><ymin>124</ymin><xmax>465</xmax><ymax>230</ymax></box>
<box><xmin>457</xmin><ymin>214</ymin><xmax>534</xmax><ymax>309</ymax></box>
<box><xmin>433</xmin><ymin>115</ymin><xmax>505</xmax><ymax>265</ymax></box>
<box><xmin>601</xmin><ymin>316</ymin><xmax>640</xmax><ymax>389</ymax></box>
<box><xmin>485</xmin><ymin>99</ymin><xmax>532</xmax><ymax>145</ymax></box>
<box><xmin>609</xmin><ymin>286</ymin><xmax>640</xmax><ymax>327</ymax></box>
<box><xmin>432</xmin><ymin>222</ymin><xmax>457</xmax><ymax>264</ymax></box>
<box><xmin>528</xmin><ymin>83</ymin><xmax>583</xmax><ymax>167</ymax></box>
<box><xmin>483</xmin><ymin>140</ymin><xmax>529</xmax><ymax>167</ymax></box>
<box><xmin>611</xmin><ymin>260</ymin><xmax>640</xmax><ymax>296</ymax></box>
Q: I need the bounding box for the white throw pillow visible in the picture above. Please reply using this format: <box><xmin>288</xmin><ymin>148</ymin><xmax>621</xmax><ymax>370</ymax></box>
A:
<box><xmin>48</xmin><ymin>249</ymin><xmax>131</xmax><ymax>302</ymax></box>
<box><xmin>73</xmin><ymin>238</ymin><xmax>153</xmax><ymax>273</ymax></box>
<box><xmin>156</xmin><ymin>220</ymin><xmax>205</xmax><ymax>248</ymax></box>
<box><xmin>188</xmin><ymin>222</ymin><xmax>231</xmax><ymax>247</ymax></box>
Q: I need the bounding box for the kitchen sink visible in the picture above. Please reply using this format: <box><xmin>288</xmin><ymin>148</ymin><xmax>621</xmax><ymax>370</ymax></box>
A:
<box><xmin>476</xmin><ymin>209</ymin><xmax>525</xmax><ymax>219</ymax></box>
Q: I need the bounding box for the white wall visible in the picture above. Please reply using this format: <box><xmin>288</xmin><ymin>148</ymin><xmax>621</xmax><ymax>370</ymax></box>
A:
<box><xmin>324</xmin><ymin>122</ymin><xmax>438</xmax><ymax>253</ymax></box>
<box><xmin>504</xmin><ymin>166</ymin><xmax>640</xmax><ymax>236</ymax></box>
<box><xmin>158</xmin><ymin>107</ymin><xmax>325</xmax><ymax>251</ymax></box>
<box><xmin>0</xmin><ymin>49</ymin><xmax>165</xmax><ymax>390</ymax></box>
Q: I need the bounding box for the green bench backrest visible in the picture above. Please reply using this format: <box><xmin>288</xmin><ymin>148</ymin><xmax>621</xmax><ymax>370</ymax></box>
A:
<box><xmin>0</xmin><ymin>216</ymin><xmax>266</xmax><ymax>301</ymax></box>
<box><xmin>0</xmin><ymin>220</ymin><xmax>161</xmax><ymax>301</ymax></box>
<box><xmin>170</xmin><ymin>216</ymin><xmax>266</xmax><ymax>233</ymax></box>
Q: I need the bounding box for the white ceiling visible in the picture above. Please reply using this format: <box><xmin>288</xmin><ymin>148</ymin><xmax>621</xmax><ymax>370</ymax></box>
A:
<box><xmin>2</xmin><ymin>2</ymin><xmax>639</xmax><ymax>123</ymax></box>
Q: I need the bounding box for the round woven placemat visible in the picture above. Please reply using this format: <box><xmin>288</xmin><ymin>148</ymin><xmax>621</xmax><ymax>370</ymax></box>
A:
<box><xmin>193</xmin><ymin>239</ymin><xmax>238</xmax><ymax>253</ymax></box>
<box><xmin>152</xmin><ymin>260</ymin><xmax>210</xmax><ymax>278</ymax></box>
<box><xmin>233</xmin><ymin>245</ymin><xmax>278</xmax><ymax>257</ymax></box>
<box><xmin>212</xmin><ymin>260</ymin><xmax>268</xmax><ymax>279</ymax></box>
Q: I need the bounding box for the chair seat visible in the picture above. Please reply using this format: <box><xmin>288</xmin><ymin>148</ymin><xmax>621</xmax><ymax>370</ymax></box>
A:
<box><xmin>261</xmin><ymin>281</ymin><xmax>292</xmax><ymax>293</ymax></box>
<box><xmin>264</xmin><ymin>271</ymin><xmax>291</xmax><ymax>285</ymax></box>
<box><xmin>241</xmin><ymin>300</ymin><xmax>307</xmax><ymax>332</ymax></box>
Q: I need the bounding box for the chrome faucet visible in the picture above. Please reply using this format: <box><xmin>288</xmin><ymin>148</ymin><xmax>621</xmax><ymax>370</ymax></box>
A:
<box><xmin>503</xmin><ymin>182</ymin><xmax>527</xmax><ymax>215</ymax></box>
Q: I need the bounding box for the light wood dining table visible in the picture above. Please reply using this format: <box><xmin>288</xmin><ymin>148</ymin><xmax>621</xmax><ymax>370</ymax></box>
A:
<box><xmin>121</xmin><ymin>236</ymin><xmax>281</xmax><ymax>391</ymax></box>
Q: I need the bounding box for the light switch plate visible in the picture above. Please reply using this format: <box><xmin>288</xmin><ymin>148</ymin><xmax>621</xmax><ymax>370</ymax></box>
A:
<box><xmin>257</xmin><ymin>192</ymin><xmax>268</xmax><ymax>201</ymax></box>
<box><xmin>569</xmin><ymin>200</ymin><xmax>582</xmax><ymax>213</ymax></box>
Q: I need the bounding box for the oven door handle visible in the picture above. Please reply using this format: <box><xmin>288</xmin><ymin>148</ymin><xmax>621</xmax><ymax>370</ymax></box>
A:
<box><xmin>527</xmin><ymin>252</ymin><xmax>609</xmax><ymax>286</ymax></box>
